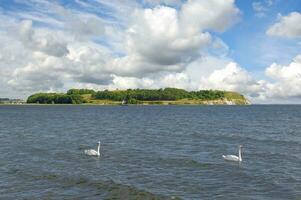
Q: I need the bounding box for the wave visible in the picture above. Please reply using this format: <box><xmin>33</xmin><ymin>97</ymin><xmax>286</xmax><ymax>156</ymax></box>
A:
<box><xmin>158</xmin><ymin>156</ymin><xmax>218</xmax><ymax>170</ymax></box>
<box><xmin>7</xmin><ymin>168</ymin><xmax>181</xmax><ymax>200</ymax></box>
<box><xmin>190</xmin><ymin>131</ymin><xmax>301</xmax><ymax>146</ymax></box>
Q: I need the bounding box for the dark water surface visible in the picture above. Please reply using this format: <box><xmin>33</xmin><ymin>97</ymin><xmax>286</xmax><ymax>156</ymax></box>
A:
<box><xmin>0</xmin><ymin>105</ymin><xmax>300</xmax><ymax>199</ymax></box>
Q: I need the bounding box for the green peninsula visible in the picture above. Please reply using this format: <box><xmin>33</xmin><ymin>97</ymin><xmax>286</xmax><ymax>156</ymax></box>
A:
<box><xmin>27</xmin><ymin>88</ymin><xmax>250</xmax><ymax>105</ymax></box>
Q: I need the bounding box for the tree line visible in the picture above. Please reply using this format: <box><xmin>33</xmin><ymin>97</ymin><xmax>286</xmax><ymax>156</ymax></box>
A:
<box><xmin>92</xmin><ymin>88</ymin><xmax>226</xmax><ymax>101</ymax></box>
<box><xmin>27</xmin><ymin>88</ymin><xmax>228</xmax><ymax>104</ymax></box>
<box><xmin>27</xmin><ymin>93</ymin><xmax>85</xmax><ymax>104</ymax></box>
<box><xmin>66</xmin><ymin>89</ymin><xmax>96</xmax><ymax>95</ymax></box>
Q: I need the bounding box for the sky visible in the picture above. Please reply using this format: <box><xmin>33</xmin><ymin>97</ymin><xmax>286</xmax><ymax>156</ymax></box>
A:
<box><xmin>0</xmin><ymin>0</ymin><xmax>301</xmax><ymax>103</ymax></box>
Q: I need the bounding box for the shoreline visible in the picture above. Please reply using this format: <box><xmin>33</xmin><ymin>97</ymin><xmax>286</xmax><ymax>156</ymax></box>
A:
<box><xmin>0</xmin><ymin>102</ymin><xmax>250</xmax><ymax>106</ymax></box>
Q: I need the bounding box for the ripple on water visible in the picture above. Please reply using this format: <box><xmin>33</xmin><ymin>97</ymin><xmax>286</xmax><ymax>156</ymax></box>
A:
<box><xmin>4</xmin><ymin>167</ymin><xmax>181</xmax><ymax>200</ymax></box>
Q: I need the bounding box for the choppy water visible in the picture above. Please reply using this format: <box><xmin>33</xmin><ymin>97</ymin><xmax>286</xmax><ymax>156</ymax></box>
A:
<box><xmin>0</xmin><ymin>105</ymin><xmax>300</xmax><ymax>199</ymax></box>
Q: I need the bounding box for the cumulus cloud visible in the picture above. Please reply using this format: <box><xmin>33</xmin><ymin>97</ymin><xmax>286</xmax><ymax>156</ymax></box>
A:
<box><xmin>7</xmin><ymin>40</ymin><xmax>115</xmax><ymax>91</ymax></box>
<box><xmin>66</xmin><ymin>42</ymin><xmax>113</xmax><ymax>85</ymax></box>
<box><xmin>0</xmin><ymin>0</ymin><xmax>110</xmax><ymax>93</ymax></box>
<box><xmin>127</xmin><ymin>6</ymin><xmax>211</xmax><ymax>66</ymax></box>
<box><xmin>117</xmin><ymin>0</ymin><xmax>239</xmax><ymax>75</ymax></box>
<box><xmin>110</xmin><ymin>72</ymin><xmax>192</xmax><ymax>91</ymax></box>
<box><xmin>267</xmin><ymin>12</ymin><xmax>301</xmax><ymax>38</ymax></box>
<box><xmin>265</xmin><ymin>54</ymin><xmax>301</xmax><ymax>98</ymax></box>
<box><xmin>6</xmin><ymin>0</ymin><xmax>240</xmax><ymax>92</ymax></box>
<box><xmin>199</xmin><ymin>62</ymin><xmax>266</xmax><ymax>99</ymax></box>
<box><xmin>19</xmin><ymin>20</ymin><xmax>70</xmax><ymax>57</ymax></box>
<box><xmin>180</xmin><ymin>0</ymin><xmax>240</xmax><ymax>33</ymax></box>
<box><xmin>111</xmin><ymin>76</ymin><xmax>154</xmax><ymax>89</ymax></box>
<box><xmin>7</xmin><ymin>52</ymin><xmax>65</xmax><ymax>91</ymax></box>
<box><xmin>2</xmin><ymin>0</ymin><xmax>239</xmax><ymax>93</ymax></box>
<box><xmin>108</xmin><ymin>54</ymin><xmax>186</xmax><ymax>77</ymax></box>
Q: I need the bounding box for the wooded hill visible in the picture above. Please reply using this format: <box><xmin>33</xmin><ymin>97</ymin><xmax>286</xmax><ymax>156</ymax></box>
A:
<box><xmin>27</xmin><ymin>88</ymin><xmax>249</xmax><ymax>105</ymax></box>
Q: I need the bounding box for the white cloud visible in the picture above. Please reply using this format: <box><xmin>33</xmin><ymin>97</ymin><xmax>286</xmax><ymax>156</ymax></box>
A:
<box><xmin>252</xmin><ymin>0</ymin><xmax>274</xmax><ymax>18</ymax></box>
<box><xmin>265</xmin><ymin>54</ymin><xmax>301</xmax><ymax>98</ymax></box>
<box><xmin>7</xmin><ymin>52</ymin><xmax>65</xmax><ymax>91</ymax></box>
<box><xmin>180</xmin><ymin>0</ymin><xmax>240</xmax><ymax>33</ymax></box>
<box><xmin>109</xmin><ymin>72</ymin><xmax>192</xmax><ymax>91</ymax></box>
<box><xmin>126</xmin><ymin>5</ymin><xmax>210</xmax><ymax>67</ymax></box>
<box><xmin>184</xmin><ymin>55</ymin><xmax>232</xmax><ymax>81</ymax></box>
<box><xmin>115</xmin><ymin>0</ymin><xmax>239</xmax><ymax>76</ymax></box>
<box><xmin>252</xmin><ymin>2</ymin><xmax>267</xmax><ymax>17</ymax></box>
<box><xmin>7</xmin><ymin>40</ymin><xmax>114</xmax><ymax>91</ymax></box>
<box><xmin>65</xmin><ymin>43</ymin><xmax>113</xmax><ymax>84</ymax></box>
<box><xmin>158</xmin><ymin>72</ymin><xmax>192</xmax><ymax>89</ymax></box>
<box><xmin>18</xmin><ymin>20</ymin><xmax>70</xmax><ymax>57</ymax></box>
<box><xmin>111</xmin><ymin>76</ymin><xmax>154</xmax><ymax>90</ymax></box>
<box><xmin>267</xmin><ymin>12</ymin><xmax>301</xmax><ymax>38</ymax></box>
<box><xmin>199</xmin><ymin>62</ymin><xmax>266</xmax><ymax>99</ymax></box>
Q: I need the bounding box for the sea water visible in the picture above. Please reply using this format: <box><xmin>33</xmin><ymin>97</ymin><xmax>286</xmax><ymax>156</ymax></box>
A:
<box><xmin>0</xmin><ymin>105</ymin><xmax>300</xmax><ymax>199</ymax></box>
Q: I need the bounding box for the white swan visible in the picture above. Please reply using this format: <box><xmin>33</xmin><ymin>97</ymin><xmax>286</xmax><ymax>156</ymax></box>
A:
<box><xmin>222</xmin><ymin>145</ymin><xmax>242</xmax><ymax>162</ymax></box>
<box><xmin>84</xmin><ymin>141</ymin><xmax>100</xmax><ymax>156</ymax></box>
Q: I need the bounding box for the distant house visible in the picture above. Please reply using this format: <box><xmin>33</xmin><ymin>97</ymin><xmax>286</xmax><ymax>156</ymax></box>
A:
<box><xmin>0</xmin><ymin>98</ymin><xmax>10</xmax><ymax>104</ymax></box>
<box><xmin>0</xmin><ymin>98</ymin><xmax>25</xmax><ymax>104</ymax></box>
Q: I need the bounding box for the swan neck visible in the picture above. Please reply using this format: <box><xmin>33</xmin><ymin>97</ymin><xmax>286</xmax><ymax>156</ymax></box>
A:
<box><xmin>238</xmin><ymin>147</ymin><xmax>242</xmax><ymax>160</ymax></box>
<box><xmin>97</xmin><ymin>143</ymin><xmax>100</xmax><ymax>154</ymax></box>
